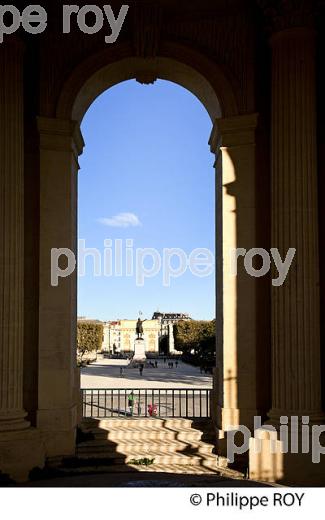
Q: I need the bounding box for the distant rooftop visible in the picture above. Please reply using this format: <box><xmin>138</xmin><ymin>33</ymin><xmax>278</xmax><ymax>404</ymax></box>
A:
<box><xmin>152</xmin><ymin>312</ymin><xmax>191</xmax><ymax>320</ymax></box>
<box><xmin>77</xmin><ymin>316</ymin><xmax>103</xmax><ymax>323</ymax></box>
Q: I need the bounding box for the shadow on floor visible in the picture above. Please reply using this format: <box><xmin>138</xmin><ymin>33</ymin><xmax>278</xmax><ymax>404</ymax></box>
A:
<box><xmin>23</xmin><ymin>471</ymin><xmax>271</xmax><ymax>487</ymax></box>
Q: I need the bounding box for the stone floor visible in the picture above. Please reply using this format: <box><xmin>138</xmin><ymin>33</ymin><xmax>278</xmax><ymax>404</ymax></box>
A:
<box><xmin>25</xmin><ymin>469</ymin><xmax>271</xmax><ymax>487</ymax></box>
<box><xmin>81</xmin><ymin>357</ymin><xmax>212</xmax><ymax>389</ymax></box>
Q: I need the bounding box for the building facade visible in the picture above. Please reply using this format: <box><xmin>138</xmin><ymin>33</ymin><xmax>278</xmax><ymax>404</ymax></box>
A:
<box><xmin>102</xmin><ymin>321</ymin><xmax>120</xmax><ymax>353</ymax></box>
<box><xmin>102</xmin><ymin>319</ymin><xmax>160</xmax><ymax>354</ymax></box>
<box><xmin>102</xmin><ymin>313</ymin><xmax>191</xmax><ymax>355</ymax></box>
<box><xmin>152</xmin><ymin>311</ymin><xmax>191</xmax><ymax>353</ymax></box>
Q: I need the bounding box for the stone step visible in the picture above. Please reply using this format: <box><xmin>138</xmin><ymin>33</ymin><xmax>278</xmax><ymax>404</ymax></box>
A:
<box><xmin>81</xmin><ymin>423</ymin><xmax>208</xmax><ymax>433</ymax></box>
<box><xmin>51</xmin><ymin>462</ymin><xmax>238</xmax><ymax>478</ymax></box>
<box><xmin>73</xmin><ymin>417</ymin><xmax>223</xmax><ymax>473</ymax></box>
<box><xmin>77</xmin><ymin>437</ymin><xmax>215</xmax><ymax>448</ymax></box>
<box><xmin>75</xmin><ymin>451</ymin><xmax>219</xmax><ymax>468</ymax></box>
<box><xmin>47</xmin><ymin>455</ymin><xmax>238</xmax><ymax>478</ymax></box>
<box><xmin>75</xmin><ymin>452</ymin><xmax>125</xmax><ymax>462</ymax></box>
<box><xmin>77</xmin><ymin>440</ymin><xmax>215</xmax><ymax>456</ymax></box>
<box><xmin>82</xmin><ymin>429</ymin><xmax>212</xmax><ymax>443</ymax></box>
<box><xmin>81</xmin><ymin>418</ymin><xmax>214</xmax><ymax>431</ymax></box>
<box><xmin>81</xmin><ymin>423</ymin><xmax>215</xmax><ymax>438</ymax></box>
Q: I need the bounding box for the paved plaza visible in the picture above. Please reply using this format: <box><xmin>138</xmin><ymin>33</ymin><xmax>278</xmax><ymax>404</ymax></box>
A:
<box><xmin>81</xmin><ymin>357</ymin><xmax>212</xmax><ymax>389</ymax></box>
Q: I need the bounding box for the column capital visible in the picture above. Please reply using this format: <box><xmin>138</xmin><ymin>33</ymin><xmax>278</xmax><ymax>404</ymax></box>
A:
<box><xmin>209</xmin><ymin>113</ymin><xmax>258</xmax><ymax>153</ymax></box>
<box><xmin>257</xmin><ymin>0</ymin><xmax>316</xmax><ymax>35</ymax></box>
<box><xmin>37</xmin><ymin>117</ymin><xmax>84</xmax><ymax>159</ymax></box>
<box><xmin>270</xmin><ymin>25</ymin><xmax>316</xmax><ymax>47</ymax></box>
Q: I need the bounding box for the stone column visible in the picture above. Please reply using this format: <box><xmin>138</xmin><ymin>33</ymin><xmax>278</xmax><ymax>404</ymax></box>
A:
<box><xmin>37</xmin><ymin>118</ymin><xmax>84</xmax><ymax>457</ymax></box>
<box><xmin>249</xmin><ymin>6</ymin><xmax>325</xmax><ymax>484</ymax></box>
<box><xmin>0</xmin><ymin>40</ymin><xmax>44</xmax><ymax>481</ymax></box>
<box><xmin>269</xmin><ymin>26</ymin><xmax>323</xmax><ymax>425</ymax></box>
<box><xmin>210</xmin><ymin>114</ymin><xmax>261</xmax><ymax>436</ymax></box>
<box><xmin>0</xmin><ymin>40</ymin><xmax>28</xmax><ymax>434</ymax></box>
<box><xmin>168</xmin><ymin>323</ymin><xmax>176</xmax><ymax>354</ymax></box>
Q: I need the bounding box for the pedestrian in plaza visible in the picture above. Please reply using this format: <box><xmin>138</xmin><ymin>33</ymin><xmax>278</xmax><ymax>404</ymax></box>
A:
<box><xmin>120</xmin><ymin>367</ymin><xmax>123</xmax><ymax>377</ymax></box>
<box><xmin>128</xmin><ymin>391</ymin><xmax>135</xmax><ymax>416</ymax></box>
<box><xmin>139</xmin><ymin>364</ymin><xmax>144</xmax><ymax>376</ymax></box>
<box><xmin>148</xmin><ymin>404</ymin><xmax>157</xmax><ymax>417</ymax></box>
<box><xmin>175</xmin><ymin>360</ymin><xmax>178</xmax><ymax>368</ymax></box>
<box><xmin>155</xmin><ymin>360</ymin><xmax>158</xmax><ymax>368</ymax></box>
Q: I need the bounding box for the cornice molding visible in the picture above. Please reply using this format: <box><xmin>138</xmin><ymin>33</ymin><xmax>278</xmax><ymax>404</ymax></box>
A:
<box><xmin>37</xmin><ymin>117</ymin><xmax>84</xmax><ymax>159</ymax></box>
<box><xmin>209</xmin><ymin>113</ymin><xmax>259</xmax><ymax>153</ymax></box>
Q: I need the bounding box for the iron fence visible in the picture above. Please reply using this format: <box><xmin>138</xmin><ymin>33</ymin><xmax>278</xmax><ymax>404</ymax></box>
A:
<box><xmin>81</xmin><ymin>388</ymin><xmax>211</xmax><ymax>419</ymax></box>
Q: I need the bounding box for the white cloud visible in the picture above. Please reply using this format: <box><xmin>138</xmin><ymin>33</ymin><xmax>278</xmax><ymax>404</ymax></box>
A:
<box><xmin>97</xmin><ymin>212</ymin><xmax>142</xmax><ymax>228</ymax></box>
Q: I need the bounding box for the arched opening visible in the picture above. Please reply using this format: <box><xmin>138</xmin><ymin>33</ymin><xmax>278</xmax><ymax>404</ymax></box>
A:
<box><xmin>37</xmin><ymin>48</ymin><xmax>264</xmax><ymax>464</ymax></box>
<box><xmin>77</xmin><ymin>77</ymin><xmax>215</xmax><ymax>397</ymax></box>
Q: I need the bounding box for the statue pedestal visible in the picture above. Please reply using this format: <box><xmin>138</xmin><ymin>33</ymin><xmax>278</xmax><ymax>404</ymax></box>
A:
<box><xmin>133</xmin><ymin>338</ymin><xmax>147</xmax><ymax>362</ymax></box>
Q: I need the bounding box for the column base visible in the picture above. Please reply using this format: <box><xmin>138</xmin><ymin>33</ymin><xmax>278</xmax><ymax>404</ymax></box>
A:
<box><xmin>268</xmin><ymin>409</ymin><xmax>325</xmax><ymax>426</ymax></box>
<box><xmin>0</xmin><ymin>427</ymin><xmax>45</xmax><ymax>482</ymax></box>
<box><xmin>214</xmin><ymin>427</ymin><xmax>233</xmax><ymax>461</ymax></box>
<box><xmin>249</xmin><ymin>427</ymin><xmax>325</xmax><ymax>485</ymax></box>
<box><xmin>214</xmin><ymin>404</ymin><xmax>260</xmax><ymax>431</ymax></box>
<box><xmin>37</xmin><ymin>405</ymin><xmax>78</xmax><ymax>458</ymax></box>
<box><xmin>0</xmin><ymin>410</ymin><xmax>30</xmax><ymax>433</ymax></box>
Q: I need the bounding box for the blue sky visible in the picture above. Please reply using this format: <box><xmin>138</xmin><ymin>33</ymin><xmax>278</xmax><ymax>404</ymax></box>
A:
<box><xmin>78</xmin><ymin>79</ymin><xmax>215</xmax><ymax>321</ymax></box>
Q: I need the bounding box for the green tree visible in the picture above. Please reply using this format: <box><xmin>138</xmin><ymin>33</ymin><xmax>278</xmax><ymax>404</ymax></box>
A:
<box><xmin>77</xmin><ymin>321</ymin><xmax>103</xmax><ymax>363</ymax></box>
<box><xmin>174</xmin><ymin>319</ymin><xmax>216</xmax><ymax>367</ymax></box>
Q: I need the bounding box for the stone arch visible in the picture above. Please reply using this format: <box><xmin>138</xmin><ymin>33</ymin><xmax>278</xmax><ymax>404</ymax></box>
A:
<box><xmin>37</xmin><ymin>39</ymin><xmax>263</xmax><ymax>463</ymax></box>
<box><xmin>56</xmin><ymin>41</ymin><xmax>239</xmax><ymax>122</ymax></box>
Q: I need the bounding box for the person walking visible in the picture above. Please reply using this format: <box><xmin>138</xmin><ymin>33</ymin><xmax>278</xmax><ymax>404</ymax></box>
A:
<box><xmin>128</xmin><ymin>391</ymin><xmax>135</xmax><ymax>416</ymax></box>
<box><xmin>139</xmin><ymin>364</ymin><xmax>144</xmax><ymax>376</ymax></box>
<box><xmin>119</xmin><ymin>367</ymin><xmax>123</xmax><ymax>377</ymax></box>
<box><xmin>175</xmin><ymin>360</ymin><xmax>178</xmax><ymax>368</ymax></box>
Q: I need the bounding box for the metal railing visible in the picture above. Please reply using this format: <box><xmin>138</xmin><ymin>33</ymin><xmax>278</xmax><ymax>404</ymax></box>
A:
<box><xmin>81</xmin><ymin>388</ymin><xmax>211</xmax><ymax>419</ymax></box>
